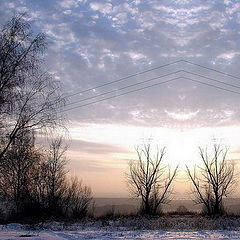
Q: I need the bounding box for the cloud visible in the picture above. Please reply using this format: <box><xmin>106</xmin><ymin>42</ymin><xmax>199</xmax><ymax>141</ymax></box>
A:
<box><xmin>165</xmin><ymin>110</ymin><xmax>200</xmax><ymax>121</ymax></box>
<box><xmin>90</xmin><ymin>2</ymin><xmax>113</xmax><ymax>14</ymax></box>
<box><xmin>225</xmin><ymin>1</ymin><xmax>240</xmax><ymax>15</ymax></box>
<box><xmin>59</xmin><ymin>0</ymin><xmax>83</xmax><ymax>9</ymax></box>
<box><xmin>69</xmin><ymin>139</ymin><xmax>127</xmax><ymax>154</ymax></box>
<box><xmin>217</xmin><ymin>52</ymin><xmax>240</xmax><ymax>60</ymax></box>
<box><xmin>126</xmin><ymin>51</ymin><xmax>146</xmax><ymax>60</ymax></box>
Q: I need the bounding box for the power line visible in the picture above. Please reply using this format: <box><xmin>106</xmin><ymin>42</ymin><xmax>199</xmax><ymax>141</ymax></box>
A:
<box><xmin>60</xmin><ymin>76</ymin><xmax>240</xmax><ymax>113</ymax></box>
<box><xmin>64</xmin><ymin>71</ymin><xmax>181</xmax><ymax>107</ymax></box>
<box><xmin>60</xmin><ymin>77</ymin><xmax>181</xmax><ymax>113</ymax></box>
<box><xmin>182</xmin><ymin>60</ymin><xmax>240</xmax><ymax>81</ymax></box>
<box><xmin>63</xmin><ymin>59</ymin><xmax>240</xmax><ymax>99</ymax></box>
<box><xmin>62</xmin><ymin>60</ymin><xmax>182</xmax><ymax>98</ymax></box>
<box><xmin>185</xmin><ymin>77</ymin><xmax>240</xmax><ymax>95</ymax></box>
<box><xmin>63</xmin><ymin>70</ymin><xmax>240</xmax><ymax>108</ymax></box>
<box><xmin>182</xmin><ymin>70</ymin><xmax>240</xmax><ymax>89</ymax></box>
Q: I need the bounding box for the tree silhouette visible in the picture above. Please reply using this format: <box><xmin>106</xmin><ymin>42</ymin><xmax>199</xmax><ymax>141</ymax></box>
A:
<box><xmin>0</xmin><ymin>129</ymin><xmax>40</xmax><ymax>216</ymax></box>
<box><xmin>186</xmin><ymin>143</ymin><xmax>236</xmax><ymax>215</ymax></box>
<box><xmin>0</xmin><ymin>14</ymin><xmax>64</xmax><ymax>163</ymax></box>
<box><xmin>44</xmin><ymin>137</ymin><xmax>68</xmax><ymax>216</ymax></box>
<box><xmin>127</xmin><ymin>141</ymin><xmax>178</xmax><ymax>215</ymax></box>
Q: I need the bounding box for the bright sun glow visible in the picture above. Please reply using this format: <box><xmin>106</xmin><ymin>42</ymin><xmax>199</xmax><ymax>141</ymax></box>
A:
<box><xmin>65</xmin><ymin>123</ymin><xmax>240</xmax><ymax>197</ymax></box>
<box><xmin>67</xmin><ymin>122</ymin><xmax>240</xmax><ymax>168</ymax></box>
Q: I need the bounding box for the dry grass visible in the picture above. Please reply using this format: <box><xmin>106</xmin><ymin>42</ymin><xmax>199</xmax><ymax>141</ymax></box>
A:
<box><xmin>18</xmin><ymin>214</ymin><xmax>240</xmax><ymax>231</ymax></box>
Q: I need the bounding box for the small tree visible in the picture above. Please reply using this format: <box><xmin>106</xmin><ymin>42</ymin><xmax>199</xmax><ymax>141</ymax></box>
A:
<box><xmin>186</xmin><ymin>143</ymin><xmax>236</xmax><ymax>215</ymax></box>
<box><xmin>64</xmin><ymin>176</ymin><xmax>92</xmax><ymax>219</ymax></box>
<box><xmin>45</xmin><ymin>137</ymin><xmax>68</xmax><ymax>216</ymax></box>
<box><xmin>127</xmin><ymin>142</ymin><xmax>178</xmax><ymax>215</ymax></box>
<box><xmin>0</xmin><ymin>129</ymin><xmax>40</xmax><ymax>216</ymax></box>
<box><xmin>27</xmin><ymin>154</ymin><xmax>49</xmax><ymax>217</ymax></box>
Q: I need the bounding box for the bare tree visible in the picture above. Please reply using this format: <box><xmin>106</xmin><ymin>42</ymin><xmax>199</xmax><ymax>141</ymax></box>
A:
<box><xmin>0</xmin><ymin>13</ymin><xmax>46</xmax><ymax>112</ymax></box>
<box><xmin>0</xmin><ymin>132</ymin><xmax>92</xmax><ymax>220</ymax></box>
<box><xmin>0</xmin><ymin>14</ymin><xmax>64</xmax><ymax>163</ymax></box>
<box><xmin>126</xmin><ymin>142</ymin><xmax>178</xmax><ymax>215</ymax></box>
<box><xmin>64</xmin><ymin>176</ymin><xmax>92</xmax><ymax>219</ymax></box>
<box><xmin>186</xmin><ymin>143</ymin><xmax>236</xmax><ymax>215</ymax></box>
<box><xmin>0</xmin><ymin>129</ymin><xmax>40</xmax><ymax>215</ymax></box>
<box><xmin>44</xmin><ymin>137</ymin><xmax>68</xmax><ymax>216</ymax></box>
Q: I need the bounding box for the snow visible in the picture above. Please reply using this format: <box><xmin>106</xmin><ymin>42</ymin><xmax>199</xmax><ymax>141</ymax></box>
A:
<box><xmin>1</xmin><ymin>229</ymin><xmax>240</xmax><ymax>239</ymax></box>
<box><xmin>1</xmin><ymin>220</ymin><xmax>240</xmax><ymax>239</ymax></box>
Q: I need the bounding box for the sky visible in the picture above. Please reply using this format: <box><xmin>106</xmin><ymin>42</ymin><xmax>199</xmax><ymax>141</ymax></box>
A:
<box><xmin>1</xmin><ymin>0</ymin><xmax>240</xmax><ymax>197</ymax></box>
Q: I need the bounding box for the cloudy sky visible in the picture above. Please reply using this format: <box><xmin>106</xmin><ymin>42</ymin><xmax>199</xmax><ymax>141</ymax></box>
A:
<box><xmin>1</xmin><ymin>0</ymin><xmax>240</xmax><ymax>197</ymax></box>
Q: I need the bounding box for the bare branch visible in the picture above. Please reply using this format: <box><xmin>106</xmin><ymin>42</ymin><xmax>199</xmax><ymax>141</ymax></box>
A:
<box><xmin>126</xmin><ymin>141</ymin><xmax>177</xmax><ymax>215</ymax></box>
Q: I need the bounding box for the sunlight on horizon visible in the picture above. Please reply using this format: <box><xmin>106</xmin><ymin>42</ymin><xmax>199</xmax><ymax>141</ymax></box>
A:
<box><xmin>66</xmin><ymin>122</ymin><xmax>240</xmax><ymax>197</ymax></box>
<box><xmin>68</xmin><ymin>122</ymin><xmax>240</xmax><ymax>165</ymax></box>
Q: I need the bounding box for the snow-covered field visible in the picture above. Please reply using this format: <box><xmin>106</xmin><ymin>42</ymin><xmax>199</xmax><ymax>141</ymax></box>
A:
<box><xmin>1</xmin><ymin>223</ymin><xmax>240</xmax><ymax>240</ymax></box>
<box><xmin>1</xmin><ymin>229</ymin><xmax>240</xmax><ymax>239</ymax></box>
<box><xmin>1</xmin><ymin>218</ymin><xmax>240</xmax><ymax>240</ymax></box>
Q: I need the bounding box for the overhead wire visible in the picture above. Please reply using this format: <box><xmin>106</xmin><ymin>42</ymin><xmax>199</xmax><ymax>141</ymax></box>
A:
<box><xmin>64</xmin><ymin>71</ymin><xmax>181</xmax><ymax>107</ymax></box>
<box><xmin>58</xmin><ymin>59</ymin><xmax>240</xmax><ymax>113</ymax></box>
<box><xmin>60</xmin><ymin>76</ymin><xmax>240</xmax><ymax>113</ymax></box>
<box><xmin>62</xmin><ymin>70</ymin><xmax>240</xmax><ymax>109</ymax></box>
<box><xmin>182</xmin><ymin>60</ymin><xmax>240</xmax><ymax>81</ymax></box>
<box><xmin>62</xmin><ymin>59</ymin><xmax>240</xmax><ymax>99</ymax></box>
<box><xmin>62</xmin><ymin>60</ymin><xmax>182</xmax><ymax>98</ymax></box>
<box><xmin>182</xmin><ymin>70</ymin><xmax>240</xmax><ymax>90</ymax></box>
<box><xmin>184</xmin><ymin>77</ymin><xmax>240</xmax><ymax>95</ymax></box>
<box><xmin>60</xmin><ymin>77</ymin><xmax>181</xmax><ymax>112</ymax></box>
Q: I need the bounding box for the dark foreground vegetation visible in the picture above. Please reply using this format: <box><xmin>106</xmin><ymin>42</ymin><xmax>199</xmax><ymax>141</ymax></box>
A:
<box><xmin>3</xmin><ymin>214</ymin><xmax>240</xmax><ymax>232</ymax></box>
<box><xmin>0</xmin><ymin>14</ymin><xmax>92</xmax><ymax>222</ymax></box>
<box><xmin>0</xmin><ymin>134</ymin><xmax>92</xmax><ymax>222</ymax></box>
